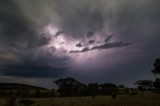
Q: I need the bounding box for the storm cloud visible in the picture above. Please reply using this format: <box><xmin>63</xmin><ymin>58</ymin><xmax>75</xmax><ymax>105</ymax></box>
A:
<box><xmin>0</xmin><ymin>0</ymin><xmax>160</xmax><ymax>88</ymax></box>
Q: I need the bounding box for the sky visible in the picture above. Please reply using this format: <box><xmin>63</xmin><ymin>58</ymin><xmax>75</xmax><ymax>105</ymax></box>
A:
<box><xmin>0</xmin><ymin>0</ymin><xmax>160</xmax><ymax>88</ymax></box>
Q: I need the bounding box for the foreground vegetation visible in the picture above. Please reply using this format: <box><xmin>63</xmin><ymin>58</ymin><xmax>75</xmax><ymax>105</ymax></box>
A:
<box><xmin>0</xmin><ymin>92</ymin><xmax>160</xmax><ymax>106</ymax></box>
<box><xmin>0</xmin><ymin>58</ymin><xmax>159</xmax><ymax>106</ymax></box>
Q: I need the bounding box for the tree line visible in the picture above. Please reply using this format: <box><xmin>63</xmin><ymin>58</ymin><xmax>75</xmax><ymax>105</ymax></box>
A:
<box><xmin>55</xmin><ymin>77</ymin><xmax>120</xmax><ymax>97</ymax></box>
<box><xmin>134</xmin><ymin>58</ymin><xmax>160</xmax><ymax>91</ymax></box>
<box><xmin>55</xmin><ymin>58</ymin><xmax>160</xmax><ymax>97</ymax></box>
<box><xmin>0</xmin><ymin>58</ymin><xmax>159</xmax><ymax>98</ymax></box>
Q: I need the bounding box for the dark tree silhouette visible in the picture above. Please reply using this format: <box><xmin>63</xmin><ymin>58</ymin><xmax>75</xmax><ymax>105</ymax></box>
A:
<box><xmin>152</xmin><ymin>58</ymin><xmax>160</xmax><ymax>75</ymax></box>
<box><xmin>34</xmin><ymin>89</ymin><xmax>41</xmax><ymax>98</ymax></box>
<box><xmin>54</xmin><ymin>77</ymin><xmax>86</xmax><ymax>96</ymax></box>
<box><xmin>100</xmin><ymin>83</ymin><xmax>119</xmax><ymax>95</ymax></box>
<box><xmin>134</xmin><ymin>80</ymin><xmax>153</xmax><ymax>90</ymax></box>
<box><xmin>87</xmin><ymin>83</ymin><xmax>100</xmax><ymax>97</ymax></box>
<box><xmin>151</xmin><ymin>58</ymin><xmax>160</xmax><ymax>89</ymax></box>
<box><xmin>154</xmin><ymin>79</ymin><xmax>160</xmax><ymax>89</ymax></box>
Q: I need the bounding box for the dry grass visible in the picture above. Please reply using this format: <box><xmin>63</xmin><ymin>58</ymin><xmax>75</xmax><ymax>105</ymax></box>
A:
<box><xmin>1</xmin><ymin>93</ymin><xmax>160</xmax><ymax>106</ymax></box>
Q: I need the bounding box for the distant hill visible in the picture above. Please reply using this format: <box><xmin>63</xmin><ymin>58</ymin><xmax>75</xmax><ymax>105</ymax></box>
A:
<box><xmin>0</xmin><ymin>83</ymin><xmax>47</xmax><ymax>90</ymax></box>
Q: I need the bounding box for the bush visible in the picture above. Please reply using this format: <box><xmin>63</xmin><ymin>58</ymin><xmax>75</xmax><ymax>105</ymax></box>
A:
<box><xmin>111</xmin><ymin>93</ymin><xmax>117</xmax><ymax>99</ymax></box>
<box><xmin>5</xmin><ymin>96</ymin><xmax>17</xmax><ymax>106</ymax></box>
<box><xmin>18</xmin><ymin>99</ymin><xmax>35</xmax><ymax>106</ymax></box>
<box><xmin>130</xmin><ymin>91</ymin><xmax>138</xmax><ymax>95</ymax></box>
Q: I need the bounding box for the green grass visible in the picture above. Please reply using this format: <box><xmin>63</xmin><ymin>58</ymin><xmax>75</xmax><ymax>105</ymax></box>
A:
<box><xmin>1</xmin><ymin>93</ymin><xmax>160</xmax><ymax>106</ymax></box>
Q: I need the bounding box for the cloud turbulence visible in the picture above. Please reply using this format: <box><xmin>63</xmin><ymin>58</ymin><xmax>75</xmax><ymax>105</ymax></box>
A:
<box><xmin>0</xmin><ymin>0</ymin><xmax>160</xmax><ymax>88</ymax></box>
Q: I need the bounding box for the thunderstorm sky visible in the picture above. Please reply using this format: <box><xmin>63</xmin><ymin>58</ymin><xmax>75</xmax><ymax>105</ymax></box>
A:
<box><xmin>0</xmin><ymin>0</ymin><xmax>160</xmax><ymax>88</ymax></box>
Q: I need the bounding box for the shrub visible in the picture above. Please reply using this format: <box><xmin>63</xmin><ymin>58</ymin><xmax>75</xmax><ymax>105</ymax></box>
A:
<box><xmin>18</xmin><ymin>99</ymin><xmax>35</xmax><ymax>106</ymax></box>
<box><xmin>5</xmin><ymin>96</ymin><xmax>17</xmax><ymax>106</ymax></box>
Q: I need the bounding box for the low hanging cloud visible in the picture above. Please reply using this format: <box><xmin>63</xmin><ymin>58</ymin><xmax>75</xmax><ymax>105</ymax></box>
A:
<box><xmin>91</xmin><ymin>41</ymin><xmax>131</xmax><ymax>50</ymax></box>
<box><xmin>2</xmin><ymin>64</ymin><xmax>67</xmax><ymax>78</ymax></box>
<box><xmin>70</xmin><ymin>41</ymin><xmax>131</xmax><ymax>53</ymax></box>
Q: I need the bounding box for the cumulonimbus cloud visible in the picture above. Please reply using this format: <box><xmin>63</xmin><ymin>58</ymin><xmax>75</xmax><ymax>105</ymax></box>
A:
<box><xmin>0</xmin><ymin>0</ymin><xmax>159</xmax><ymax>81</ymax></box>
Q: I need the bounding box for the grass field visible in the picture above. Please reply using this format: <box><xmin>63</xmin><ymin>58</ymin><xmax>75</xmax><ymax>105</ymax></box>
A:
<box><xmin>0</xmin><ymin>93</ymin><xmax>160</xmax><ymax>106</ymax></box>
